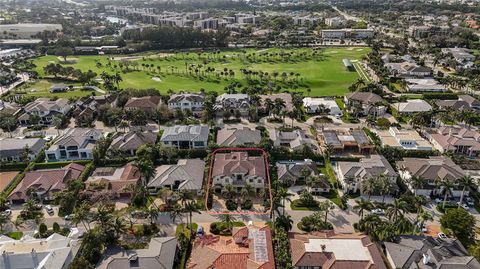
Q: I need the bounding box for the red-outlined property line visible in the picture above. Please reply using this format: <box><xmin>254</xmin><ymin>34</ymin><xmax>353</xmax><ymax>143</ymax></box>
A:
<box><xmin>205</xmin><ymin>147</ymin><xmax>273</xmax><ymax>215</ymax></box>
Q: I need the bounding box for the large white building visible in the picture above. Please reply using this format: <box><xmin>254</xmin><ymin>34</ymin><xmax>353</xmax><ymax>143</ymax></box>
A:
<box><xmin>303</xmin><ymin>97</ymin><xmax>342</xmax><ymax>116</ymax></box>
<box><xmin>45</xmin><ymin>128</ymin><xmax>103</xmax><ymax>161</ymax></box>
<box><xmin>0</xmin><ymin>233</ymin><xmax>76</xmax><ymax>269</ymax></box>
<box><xmin>0</xmin><ymin>24</ymin><xmax>62</xmax><ymax>39</ymax></box>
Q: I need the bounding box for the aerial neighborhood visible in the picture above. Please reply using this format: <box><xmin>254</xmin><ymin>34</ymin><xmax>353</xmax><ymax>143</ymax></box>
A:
<box><xmin>0</xmin><ymin>0</ymin><xmax>479</xmax><ymax>268</ymax></box>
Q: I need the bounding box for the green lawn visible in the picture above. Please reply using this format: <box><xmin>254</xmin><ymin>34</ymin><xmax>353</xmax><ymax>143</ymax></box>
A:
<box><xmin>6</xmin><ymin>231</ymin><xmax>23</xmax><ymax>239</ymax></box>
<box><xmin>15</xmin><ymin>79</ymin><xmax>93</xmax><ymax>99</ymax></box>
<box><xmin>31</xmin><ymin>47</ymin><xmax>370</xmax><ymax>96</ymax></box>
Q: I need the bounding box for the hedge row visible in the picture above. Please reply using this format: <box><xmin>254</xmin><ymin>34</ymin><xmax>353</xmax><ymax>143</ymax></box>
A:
<box><xmin>423</xmin><ymin>93</ymin><xmax>458</xmax><ymax>100</ymax></box>
<box><xmin>0</xmin><ymin>162</ymin><xmax>28</xmax><ymax>172</ymax></box>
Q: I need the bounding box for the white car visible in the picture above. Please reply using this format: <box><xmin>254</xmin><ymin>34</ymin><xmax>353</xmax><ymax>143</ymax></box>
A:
<box><xmin>45</xmin><ymin>205</ymin><xmax>54</xmax><ymax>215</ymax></box>
<box><xmin>64</xmin><ymin>214</ymin><xmax>74</xmax><ymax>221</ymax></box>
<box><xmin>438</xmin><ymin>232</ymin><xmax>447</xmax><ymax>239</ymax></box>
<box><xmin>456</xmin><ymin>202</ymin><xmax>469</xmax><ymax>210</ymax></box>
<box><xmin>1</xmin><ymin>209</ymin><xmax>11</xmax><ymax>216</ymax></box>
<box><xmin>465</xmin><ymin>197</ymin><xmax>475</xmax><ymax>206</ymax></box>
<box><xmin>371</xmin><ymin>208</ymin><xmax>384</xmax><ymax>215</ymax></box>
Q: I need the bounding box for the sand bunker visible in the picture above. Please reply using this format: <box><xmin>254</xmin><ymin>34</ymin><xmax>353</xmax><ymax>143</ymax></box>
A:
<box><xmin>152</xmin><ymin>77</ymin><xmax>162</xmax><ymax>82</ymax></box>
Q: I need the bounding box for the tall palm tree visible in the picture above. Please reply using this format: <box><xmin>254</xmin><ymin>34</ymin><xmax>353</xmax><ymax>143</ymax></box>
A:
<box><xmin>354</xmin><ymin>198</ymin><xmax>373</xmax><ymax>219</ymax></box>
<box><xmin>147</xmin><ymin>206</ymin><xmax>159</xmax><ymax>225</ymax></box>
<box><xmin>418</xmin><ymin>211</ymin><xmax>433</xmax><ymax>233</ymax></box>
<box><xmin>72</xmin><ymin>202</ymin><xmax>92</xmax><ymax>231</ymax></box>
<box><xmin>437</xmin><ymin>179</ymin><xmax>454</xmax><ymax>209</ymax></box>
<box><xmin>379</xmin><ymin>175</ymin><xmax>393</xmax><ymax>203</ymax></box>
<box><xmin>169</xmin><ymin>204</ymin><xmax>183</xmax><ymax>224</ymax></box>
<box><xmin>408</xmin><ymin>176</ymin><xmax>424</xmax><ymax>196</ymax></box>
<box><xmin>277</xmin><ymin>187</ymin><xmax>293</xmax><ymax>215</ymax></box>
<box><xmin>386</xmin><ymin>199</ymin><xmax>407</xmax><ymax>222</ymax></box>
<box><xmin>457</xmin><ymin>176</ymin><xmax>475</xmax><ymax>209</ymax></box>
<box><xmin>184</xmin><ymin>201</ymin><xmax>201</xmax><ymax>237</ymax></box>
<box><xmin>361</xmin><ymin>177</ymin><xmax>377</xmax><ymax>200</ymax></box>
<box><xmin>319</xmin><ymin>200</ymin><xmax>335</xmax><ymax>223</ymax></box>
<box><xmin>177</xmin><ymin>189</ymin><xmax>192</xmax><ymax>207</ymax></box>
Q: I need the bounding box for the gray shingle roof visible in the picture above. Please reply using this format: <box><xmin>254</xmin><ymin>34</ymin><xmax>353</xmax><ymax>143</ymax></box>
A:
<box><xmin>0</xmin><ymin>138</ymin><xmax>46</xmax><ymax>159</ymax></box>
<box><xmin>148</xmin><ymin>159</ymin><xmax>205</xmax><ymax>190</ymax></box>
<box><xmin>160</xmin><ymin>125</ymin><xmax>209</xmax><ymax>142</ymax></box>
<box><xmin>216</xmin><ymin>127</ymin><xmax>261</xmax><ymax>146</ymax></box>
<box><xmin>97</xmin><ymin>237</ymin><xmax>177</xmax><ymax>269</ymax></box>
<box><xmin>384</xmin><ymin>235</ymin><xmax>480</xmax><ymax>269</ymax></box>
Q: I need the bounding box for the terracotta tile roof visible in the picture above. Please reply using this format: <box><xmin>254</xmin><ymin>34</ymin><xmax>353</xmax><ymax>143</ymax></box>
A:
<box><xmin>9</xmin><ymin>163</ymin><xmax>85</xmax><ymax>201</ymax></box>
<box><xmin>124</xmin><ymin>96</ymin><xmax>161</xmax><ymax>109</ymax></box>
<box><xmin>289</xmin><ymin>232</ymin><xmax>387</xmax><ymax>269</ymax></box>
<box><xmin>188</xmin><ymin>225</ymin><xmax>274</xmax><ymax>269</ymax></box>
<box><xmin>212</xmin><ymin>152</ymin><xmax>266</xmax><ymax>179</ymax></box>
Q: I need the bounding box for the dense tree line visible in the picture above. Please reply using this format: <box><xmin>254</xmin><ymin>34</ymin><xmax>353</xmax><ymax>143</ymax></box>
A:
<box><xmin>122</xmin><ymin>26</ymin><xmax>230</xmax><ymax>49</ymax></box>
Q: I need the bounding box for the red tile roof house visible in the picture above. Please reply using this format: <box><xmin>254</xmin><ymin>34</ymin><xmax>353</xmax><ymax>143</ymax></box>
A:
<box><xmin>289</xmin><ymin>232</ymin><xmax>388</xmax><ymax>269</ymax></box>
<box><xmin>187</xmin><ymin>224</ymin><xmax>275</xmax><ymax>269</ymax></box>
<box><xmin>84</xmin><ymin>162</ymin><xmax>141</xmax><ymax>203</ymax></box>
<box><xmin>9</xmin><ymin>163</ymin><xmax>85</xmax><ymax>203</ymax></box>
<box><xmin>124</xmin><ymin>96</ymin><xmax>162</xmax><ymax>112</ymax></box>
<box><xmin>212</xmin><ymin>152</ymin><xmax>266</xmax><ymax>193</ymax></box>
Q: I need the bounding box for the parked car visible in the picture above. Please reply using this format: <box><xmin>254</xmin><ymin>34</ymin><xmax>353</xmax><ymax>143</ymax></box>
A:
<box><xmin>371</xmin><ymin>208</ymin><xmax>384</xmax><ymax>215</ymax></box>
<box><xmin>64</xmin><ymin>214</ymin><xmax>74</xmax><ymax>221</ymax></box>
<box><xmin>456</xmin><ymin>202</ymin><xmax>469</xmax><ymax>210</ymax></box>
<box><xmin>131</xmin><ymin>211</ymin><xmax>147</xmax><ymax>219</ymax></box>
<box><xmin>465</xmin><ymin>197</ymin><xmax>475</xmax><ymax>206</ymax></box>
<box><xmin>1</xmin><ymin>209</ymin><xmax>11</xmax><ymax>217</ymax></box>
<box><xmin>417</xmin><ymin>222</ymin><xmax>427</xmax><ymax>233</ymax></box>
<box><xmin>45</xmin><ymin>205</ymin><xmax>54</xmax><ymax>215</ymax></box>
<box><xmin>438</xmin><ymin>232</ymin><xmax>447</xmax><ymax>239</ymax></box>
<box><xmin>434</xmin><ymin>198</ymin><xmax>449</xmax><ymax>203</ymax></box>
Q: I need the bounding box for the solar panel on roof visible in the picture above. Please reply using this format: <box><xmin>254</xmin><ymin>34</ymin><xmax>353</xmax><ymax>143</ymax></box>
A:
<box><xmin>251</xmin><ymin>230</ymin><xmax>268</xmax><ymax>262</ymax></box>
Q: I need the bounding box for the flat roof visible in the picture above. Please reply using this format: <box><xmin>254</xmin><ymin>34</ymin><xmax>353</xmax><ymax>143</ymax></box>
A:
<box><xmin>305</xmin><ymin>239</ymin><xmax>371</xmax><ymax>261</ymax></box>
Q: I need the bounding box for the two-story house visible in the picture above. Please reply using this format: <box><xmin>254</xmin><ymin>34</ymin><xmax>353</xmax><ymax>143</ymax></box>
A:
<box><xmin>212</xmin><ymin>152</ymin><xmax>266</xmax><ymax>193</ymax></box>
<box><xmin>344</xmin><ymin>92</ymin><xmax>386</xmax><ymax>117</ymax></box>
<box><xmin>168</xmin><ymin>92</ymin><xmax>205</xmax><ymax>116</ymax></box>
<box><xmin>160</xmin><ymin>125</ymin><xmax>209</xmax><ymax>149</ymax></box>
<box><xmin>215</xmin><ymin>93</ymin><xmax>250</xmax><ymax>116</ymax></box>
<box><xmin>336</xmin><ymin>155</ymin><xmax>398</xmax><ymax>194</ymax></box>
<box><xmin>396</xmin><ymin>156</ymin><xmax>466</xmax><ymax>197</ymax></box>
<box><xmin>45</xmin><ymin>128</ymin><xmax>103</xmax><ymax>161</ymax></box>
<box><xmin>18</xmin><ymin>98</ymin><xmax>71</xmax><ymax>125</ymax></box>
<box><xmin>124</xmin><ymin>96</ymin><xmax>162</xmax><ymax>112</ymax></box>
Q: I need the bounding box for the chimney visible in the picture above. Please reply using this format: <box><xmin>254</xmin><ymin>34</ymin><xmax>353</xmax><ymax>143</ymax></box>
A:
<box><xmin>422</xmin><ymin>254</ymin><xmax>430</xmax><ymax>265</ymax></box>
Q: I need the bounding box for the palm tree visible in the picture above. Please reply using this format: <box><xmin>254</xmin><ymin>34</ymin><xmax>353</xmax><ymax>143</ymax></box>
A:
<box><xmin>457</xmin><ymin>176</ymin><xmax>475</xmax><ymax>209</ymax></box>
<box><xmin>169</xmin><ymin>204</ymin><xmax>183</xmax><ymax>224</ymax></box>
<box><xmin>72</xmin><ymin>202</ymin><xmax>92</xmax><ymax>231</ymax></box>
<box><xmin>147</xmin><ymin>206</ymin><xmax>159</xmax><ymax>225</ymax></box>
<box><xmin>219</xmin><ymin>214</ymin><xmax>236</xmax><ymax>233</ymax></box>
<box><xmin>354</xmin><ymin>198</ymin><xmax>373</xmax><ymax>219</ymax></box>
<box><xmin>222</xmin><ymin>184</ymin><xmax>236</xmax><ymax>200</ymax></box>
<box><xmin>277</xmin><ymin>187</ymin><xmax>293</xmax><ymax>215</ymax></box>
<box><xmin>184</xmin><ymin>201</ymin><xmax>200</xmax><ymax>237</ymax></box>
<box><xmin>113</xmin><ymin>216</ymin><xmax>127</xmax><ymax>239</ymax></box>
<box><xmin>379</xmin><ymin>175</ymin><xmax>394</xmax><ymax>203</ymax></box>
<box><xmin>275</xmin><ymin>214</ymin><xmax>293</xmax><ymax>231</ymax></box>
<box><xmin>319</xmin><ymin>200</ymin><xmax>335</xmax><ymax>223</ymax></box>
<box><xmin>408</xmin><ymin>176</ymin><xmax>424</xmax><ymax>196</ymax></box>
<box><xmin>437</xmin><ymin>179</ymin><xmax>454</xmax><ymax>209</ymax></box>
<box><xmin>386</xmin><ymin>199</ymin><xmax>407</xmax><ymax>222</ymax></box>
<box><xmin>361</xmin><ymin>177</ymin><xmax>377</xmax><ymax>200</ymax></box>
<box><xmin>177</xmin><ymin>189</ymin><xmax>192</xmax><ymax>207</ymax></box>
<box><xmin>418</xmin><ymin>211</ymin><xmax>433</xmax><ymax>233</ymax></box>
